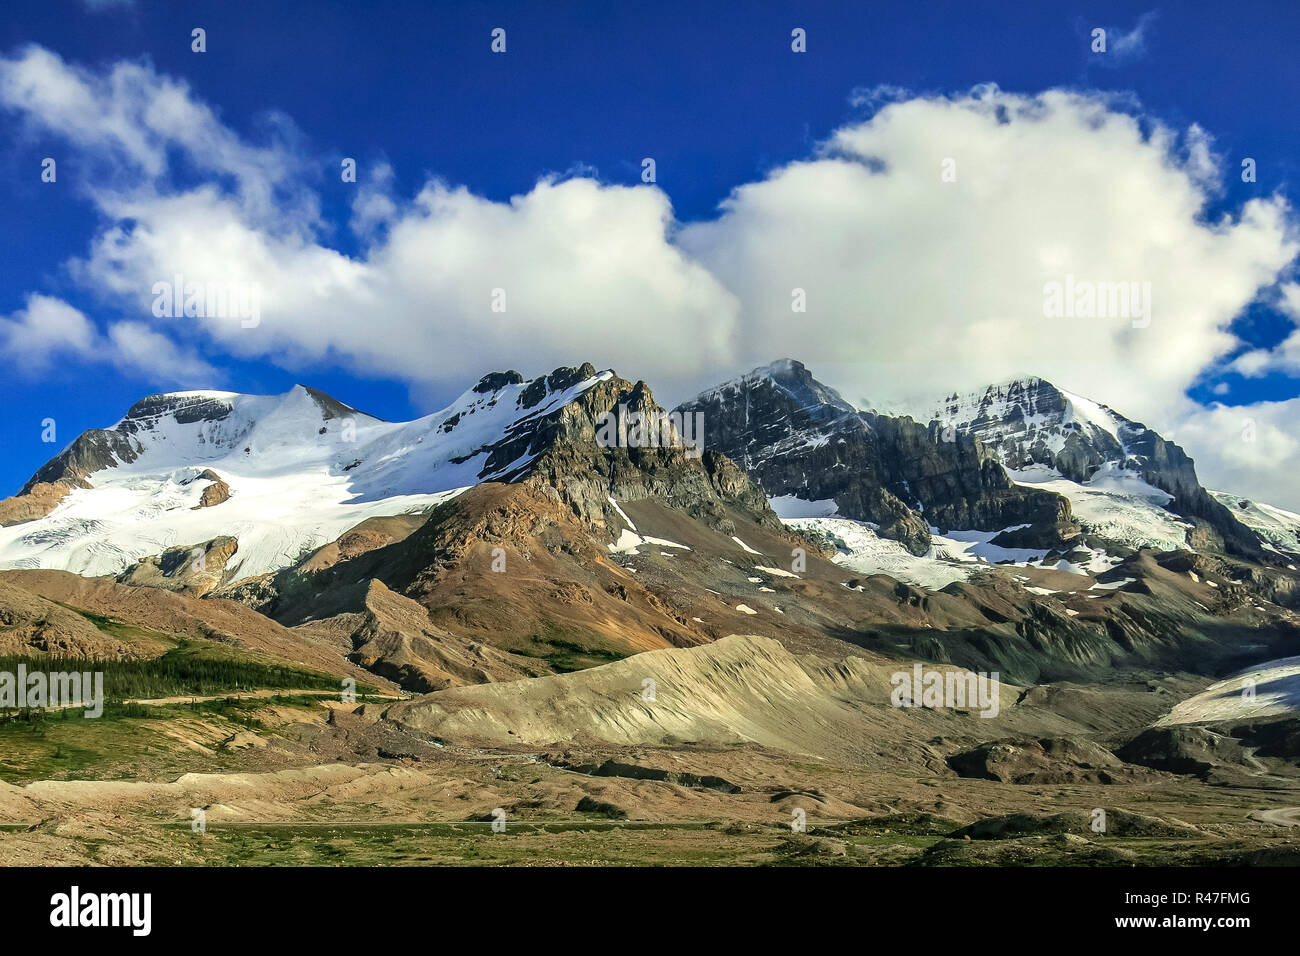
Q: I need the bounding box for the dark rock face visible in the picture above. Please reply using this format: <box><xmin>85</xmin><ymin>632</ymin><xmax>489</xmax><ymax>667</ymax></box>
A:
<box><xmin>1114</xmin><ymin>726</ymin><xmax>1253</xmax><ymax>778</ymax></box>
<box><xmin>473</xmin><ymin>370</ymin><xmax>525</xmax><ymax>394</ymax></box>
<box><xmin>21</xmin><ymin>428</ymin><xmax>141</xmax><ymax>493</ymax></box>
<box><xmin>440</xmin><ymin>363</ymin><xmax>781</xmax><ymax>536</ymax></box>
<box><xmin>1121</xmin><ymin>432</ymin><xmax>1261</xmax><ymax>557</ymax></box>
<box><xmin>862</xmin><ymin>413</ymin><xmax>1073</xmax><ymax>539</ymax></box>
<box><xmin>674</xmin><ymin>360</ymin><xmax>1073</xmax><ymax>555</ymax></box>
<box><xmin>930</xmin><ymin>377</ymin><xmax>1262</xmax><ymax>557</ymax></box>
<box><xmin>948</xmin><ymin>808</ymin><xmax>1197</xmax><ymax>840</ymax></box>
<box><xmin>123</xmin><ymin>392</ymin><xmax>236</xmax><ymax>429</ymax></box>
<box><xmin>513</xmin><ymin>367</ymin><xmax>785</xmax><ymax>537</ymax></box>
<box><xmin>547</xmin><ymin>757</ymin><xmax>741</xmax><ymax>793</ymax></box>
<box><xmin>299</xmin><ymin>385</ymin><xmax>376</xmax><ymax>422</ymax></box>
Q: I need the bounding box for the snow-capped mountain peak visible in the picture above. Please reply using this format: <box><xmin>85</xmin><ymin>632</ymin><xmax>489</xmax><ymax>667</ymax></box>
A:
<box><xmin>0</xmin><ymin>365</ymin><xmax>614</xmax><ymax>581</ymax></box>
<box><xmin>687</xmin><ymin>358</ymin><xmax>859</xmax><ymax>425</ymax></box>
<box><xmin>928</xmin><ymin>376</ymin><xmax>1139</xmax><ymax>475</ymax></box>
<box><xmin>926</xmin><ymin>376</ymin><xmax>1261</xmax><ymax>556</ymax></box>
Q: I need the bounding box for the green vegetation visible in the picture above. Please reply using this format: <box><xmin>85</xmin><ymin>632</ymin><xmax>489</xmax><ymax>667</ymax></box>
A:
<box><xmin>0</xmin><ymin>692</ymin><xmax>328</xmax><ymax>728</ymax></box>
<box><xmin>159</xmin><ymin>821</ymin><xmax>758</xmax><ymax>867</ymax></box>
<box><xmin>0</xmin><ymin>641</ymin><xmax>358</xmax><ymax>700</ymax></box>
<box><xmin>50</xmin><ymin>602</ymin><xmax>175</xmax><ymax>649</ymax></box>
<box><xmin>0</xmin><ymin>694</ymin><xmax>328</xmax><ymax>782</ymax></box>
<box><xmin>521</xmin><ymin>636</ymin><xmax>626</xmax><ymax>673</ymax></box>
<box><xmin>0</xmin><ymin>603</ymin><xmax>388</xmax><ymax>783</ymax></box>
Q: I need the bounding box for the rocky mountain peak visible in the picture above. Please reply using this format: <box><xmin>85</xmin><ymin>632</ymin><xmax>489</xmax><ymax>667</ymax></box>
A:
<box><xmin>925</xmin><ymin>376</ymin><xmax>1263</xmax><ymax>557</ymax></box>
<box><xmin>123</xmin><ymin>391</ymin><xmax>239</xmax><ymax>427</ymax></box>
<box><xmin>929</xmin><ymin>376</ymin><xmax>1133</xmax><ymax>482</ymax></box>
<box><xmin>472</xmin><ymin>370</ymin><xmax>525</xmax><ymax>394</ymax></box>
<box><xmin>677</xmin><ymin>360</ymin><xmax>1075</xmax><ymax>556</ymax></box>
<box><xmin>688</xmin><ymin>358</ymin><xmax>858</xmax><ymax>427</ymax></box>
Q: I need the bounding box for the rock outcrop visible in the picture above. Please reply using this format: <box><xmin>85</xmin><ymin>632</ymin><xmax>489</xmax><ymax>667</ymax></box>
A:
<box><xmin>191</xmin><ymin>469</ymin><xmax>230</xmax><ymax>509</ymax></box>
<box><xmin>515</xmin><ymin>365</ymin><xmax>785</xmax><ymax>539</ymax></box>
<box><xmin>116</xmin><ymin>535</ymin><xmax>239</xmax><ymax>596</ymax></box>
<box><xmin>0</xmin><ymin>480</ymin><xmax>79</xmax><ymax>527</ymax></box>
<box><xmin>303</xmin><ymin>579</ymin><xmax>549</xmax><ymax>693</ymax></box>
<box><xmin>947</xmin><ymin>736</ymin><xmax>1134</xmax><ymax>784</ymax></box>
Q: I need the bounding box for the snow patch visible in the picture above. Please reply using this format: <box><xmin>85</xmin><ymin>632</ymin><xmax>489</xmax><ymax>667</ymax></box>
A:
<box><xmin>1160</xmin><ymin>654</ymin><xmax>1300</xmax><ymax>724</ymax></box>
<box><xmin>767</xmin><ymin>495</ymin><xmax>839</xmax><ymax>519</ymax></box>
<box><xmin>1089</xmin><ymin>577</ymin><xmax>1135</xmax><ymax>591</ymax></box>
<box><xmin>1210</xmin><ymin>491</ymin><xmax>1300</xmax><ymax>554</ymax></box>
<box><xmin>608</xmin><ymin>530</ymin><xmax>690</xmax><ymax>555</ymax></box>
<box><xmin>607</xmin><ymin>497</ymin><xmax>637</xmax><ymax>532</ymax></box>
<box><xmin>1010</xmin><ymin>463</ymin><xmax>1190</xmax><ymax>552</ymax></box>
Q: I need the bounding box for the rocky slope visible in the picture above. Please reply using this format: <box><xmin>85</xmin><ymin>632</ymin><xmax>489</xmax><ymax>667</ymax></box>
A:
<box><xmin>0</xmin><ymin>577</ymin><xmax>154</xmax><ymax>659</ymax></box>
<box><xmin>0</xmin><ymin>569</ymin><xmax>397</xmax><ymax>689</ymax></box>
<box><xmin>292</xmin><ymin>579</ymin><xmax>550</xmax><ymax>692</ymax></box>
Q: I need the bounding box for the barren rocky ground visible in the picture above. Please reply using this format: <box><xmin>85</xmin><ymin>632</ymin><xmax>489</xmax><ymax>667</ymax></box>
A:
<box><xmin>3</xmin><ymin>632</ymin><xmax>1300</xmax><ymax>866</ymax></box>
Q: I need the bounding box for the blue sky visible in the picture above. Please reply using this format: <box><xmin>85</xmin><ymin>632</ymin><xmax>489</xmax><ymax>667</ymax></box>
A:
<box><xmin>2</xmin><ymin>0</ymin><xmax>1300</xmax><ymax>505</ymax></box>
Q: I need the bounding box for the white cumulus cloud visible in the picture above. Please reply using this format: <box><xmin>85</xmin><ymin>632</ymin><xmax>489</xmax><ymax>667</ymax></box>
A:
<box><xmin>0</xmin><ymin>294</ymin><xmax>216</xmax><ymax>385</ymax></box>
<box><xmin>679</xmin><ymin>87</ymin><xmax>1298</xmax><ymax>466</ymax></box>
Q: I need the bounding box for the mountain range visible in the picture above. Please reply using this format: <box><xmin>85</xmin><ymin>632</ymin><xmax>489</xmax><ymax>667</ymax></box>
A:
<box><xmin>1</xmin><ymin>357</ymin><xmax>1297</xmax><ymax>686</ymax></box>
<box><xmin>4</xmin><ymin>357</ymin><xmax>1300</xmax><ymax>865</ymax></box>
